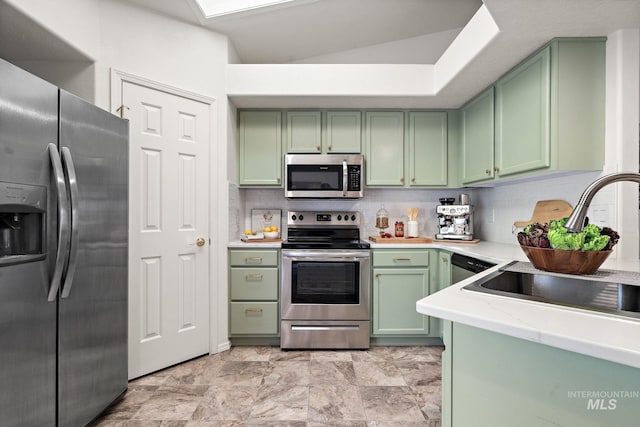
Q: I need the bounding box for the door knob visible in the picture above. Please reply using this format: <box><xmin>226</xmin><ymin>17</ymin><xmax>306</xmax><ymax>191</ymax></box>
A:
<box><xmin>196</xmin><ymin>237</ymin><xmax>206</xmax><ymax>247</ymax></box>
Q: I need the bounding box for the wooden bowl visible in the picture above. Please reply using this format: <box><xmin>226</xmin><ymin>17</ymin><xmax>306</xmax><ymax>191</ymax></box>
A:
<box><xmin>519</xmin><ymin>245</ymin><xmax>612</xmax><ymax>275</ymax></box>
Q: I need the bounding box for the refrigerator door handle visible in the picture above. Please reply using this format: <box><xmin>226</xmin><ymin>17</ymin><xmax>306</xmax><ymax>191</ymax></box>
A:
<box><xmin>47</xmin><ymin>143</ymin><xmax>71</xmax><ymax>302</ymax></box>
<box><xmin>60</xmin><ymin>147</ymin><xmax>79</xmax><ymax>298</ymax></box>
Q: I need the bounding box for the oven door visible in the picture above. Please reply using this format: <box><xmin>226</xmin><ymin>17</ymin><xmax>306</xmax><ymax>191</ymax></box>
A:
<box><xmin>281</xmin><ymin>249</ymin><xmax>371</xmax><ymax>320</ymax></box>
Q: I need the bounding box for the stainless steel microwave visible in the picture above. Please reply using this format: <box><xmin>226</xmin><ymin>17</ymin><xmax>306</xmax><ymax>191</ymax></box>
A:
<box><xmin>284</xmin><ymin>154</ymin><xmax>364</xmax><ymax>199</ymax></box>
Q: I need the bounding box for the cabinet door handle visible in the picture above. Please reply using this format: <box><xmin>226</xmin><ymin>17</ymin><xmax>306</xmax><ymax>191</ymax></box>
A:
<box><xmin>400</xmin><ymin>177</ymin><xmax>405</xmax><ymax>183</ymax></box>
<box><xmin>245</xmin><ymin>274</ymin><xmax>263</xmax><ymax>281</ymax></box>
<box><xmin>328</xmin><ymin>144</ymin><xmax>332</xmax><ymax>151</ymax></box>
<box><xmin>485</xmin><ymin>169</ymin><xmax>491</xmax><ymax>175</ymax></box>
<box><xmin>411</xmin><ymin>177</ymin><xmax>416</xmax><ymax>183</ymax></box>
<box><xmin>393</xmin><ymin>258</ymin><xmax>411</xmax><ymax>262</ymax></box>
<box><xmin>245</xmin><ymin>257</ymin><xmax>263</xmax><ymax>264</ymax></box>
<box><xmin>316</xmin><ymin>145</ymin><xmax>321</xmax><ymax>151</ymax></box>
<box><xmin>494</xmin><ymin>167</ymin><xmax>500</xmax><ymax>173</ymax></box>
<box><xmin>442</xmin><ymin>257</ymin><xmax>449</xmax><ymax>263</ymax></box>
<box><xmin>277</xmin><ymin>177</ymin><xmax>281</xmax><ymax>183</ymax></box>
<box><xmin>245</xmin><ymin>308</ymin><xmax>263</xmax><ymax>315</ymax></box>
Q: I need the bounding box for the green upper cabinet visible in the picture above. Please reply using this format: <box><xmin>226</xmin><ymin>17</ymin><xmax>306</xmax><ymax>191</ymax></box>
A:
<box><xmin>495</xmin><ymin>46</ymin><xmax>551</xmax><ymax>178</ymax></box>
<box><xmin>366</xmin><ymin>111</ymin><xmax>449</xmax><ymax>187</ymax></box>
<box><xmin>461</xmin><ymin>38</ymin><xmax>605</xmax><ymax>186</ymax></box>
<box><xmin>286</xmin><ymin>110</ymin><xmax>361</xmax><ymax>154</ymax></box>
<box><xmin>461</xmin><ymin>87</ymin><xmax>495</xmax><ymax>184</ymax></box>
<box><xmin>325</xmin><ymin>110</ymin><xmax>362</xmax><ymax>153</ymax></box>
<box><xmin>408</xmin><ymin>111</ymin><xmax>448</xmax><ymax>186</ymax></box>
<box><xmin>286</xmin><ymin>110</ymin><xmax>322</xmax><ymax>153</ymax></box>
<box><xmin>238</xmin><ymin>110</ymin><xmax>282</xmax><ymax>186</ymax></box>
<box><xmin>365</xmin><ymin>111</ymin><xmax>405</xmax><ymax>186</ymax></box>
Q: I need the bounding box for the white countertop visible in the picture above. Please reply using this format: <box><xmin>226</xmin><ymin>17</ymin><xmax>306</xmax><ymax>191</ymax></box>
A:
<box><xmin>228</xmin><ymin>240</ymin><xmax>282</xmax><ymax>249</ymax></box>
<box><xmin>228</xmin><ymin>238</ymin><xmax>640</xmax><ymax>368</ymax></box>
<box><xmin>414</xmin><ymin>242</ymin><xmax>640</xmax><ymax>369</ymax></box>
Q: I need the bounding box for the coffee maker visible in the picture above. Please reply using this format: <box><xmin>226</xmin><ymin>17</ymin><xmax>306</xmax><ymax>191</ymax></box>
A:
<box><xmin>435</xmin><ymin>194</ymin><xmax>474</xmax><ymax>241</ymax></box>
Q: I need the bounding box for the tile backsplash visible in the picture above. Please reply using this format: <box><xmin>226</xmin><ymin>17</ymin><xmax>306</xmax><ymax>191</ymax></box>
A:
<box><xmin>229</xmin><ymin>171</ymin><xmax>608</xmax><ymax>245</ymax></box>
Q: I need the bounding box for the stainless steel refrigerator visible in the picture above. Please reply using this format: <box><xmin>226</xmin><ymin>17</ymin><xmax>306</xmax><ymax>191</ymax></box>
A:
<box><xmin>0</xmin><ymin>58</ymin><xmax>128</xmax><ymax>426</ymax></box>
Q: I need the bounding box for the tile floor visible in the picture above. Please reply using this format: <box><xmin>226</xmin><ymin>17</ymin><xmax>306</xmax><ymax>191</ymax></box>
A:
<box><xmin>92</xmin><ymin>345</ymin><xmax>443</xmax><ymax>427</ymax></box>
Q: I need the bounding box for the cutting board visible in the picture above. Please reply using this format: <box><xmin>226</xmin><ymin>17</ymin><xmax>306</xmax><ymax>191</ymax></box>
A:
<box><xmin>369</xmin><ymin>236</ymin><xmax>433</xmax><ymax>243</ymax></box>
<box><xmin>241</xmin><ymin>238</ymin><xmax>282</xmax><ymax>243</ymax></box>
<box><xmin>513</xmin><ymin>200</ymin><xmax>574</xmax><ymax>228</ymax></box>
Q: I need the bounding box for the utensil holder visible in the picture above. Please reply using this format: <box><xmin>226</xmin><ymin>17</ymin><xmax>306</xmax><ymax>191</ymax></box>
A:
<box><xmin>407</xmin><ymin>221</ymin><xmax>418</xmax><ymax>238</ymax></box>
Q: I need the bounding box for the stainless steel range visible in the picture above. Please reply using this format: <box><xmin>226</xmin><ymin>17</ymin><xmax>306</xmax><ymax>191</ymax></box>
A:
<box><xmin>281</xmin><ymin>211</ymin><xmax>371</xmax><ymax>349</ymax></box>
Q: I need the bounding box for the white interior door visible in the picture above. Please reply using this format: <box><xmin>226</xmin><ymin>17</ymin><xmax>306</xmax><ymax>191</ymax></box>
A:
<box><xmin>123</xmin><ymin>80</ymin><xmax>211</xmax><ymax>379</ymax></box>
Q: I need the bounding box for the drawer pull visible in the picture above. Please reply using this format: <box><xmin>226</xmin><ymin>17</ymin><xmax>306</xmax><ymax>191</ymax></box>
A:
<box><xmin>245</xmin><ymin>274</ymin><xmax>263</xmax><ymax>281</ymax></box>
<box><xmin>245</xmin><ymin>308</ymin><xmax>263</xmax><ymax>315</ymax></box>
<box><xmin>393</xmin><ymin>258</ymin><xmax>411</xmax><ymax>262</ymax></box>
<box><xmin>245</xmin><ymin>256</ymin><xmax>263</xmax><ymax>264</ymax></box>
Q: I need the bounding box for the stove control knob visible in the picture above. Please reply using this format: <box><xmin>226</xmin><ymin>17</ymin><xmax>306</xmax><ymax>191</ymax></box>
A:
<box><xmin>298</xmin><ymin>214</ymin><xmax>304</xmax><ymax>221</ymax></box>
<box><xmin>291</xmin><ymin>215</ymin><xmax>297</xmax><ymax>221</ymax></box>
<box><xmin>351</xmin><ymin>214</ymin><xmax>356</xmax><ymax>221</ymax></box>
<box><xmin>337</xmin><ymin>215</ymin><xmax>342</xmax><ymax>220</ymax></box>
<box><xmin>344</xmin><ymin>215</ymin><xmax>349</xmax><ymax>221</ymax></box>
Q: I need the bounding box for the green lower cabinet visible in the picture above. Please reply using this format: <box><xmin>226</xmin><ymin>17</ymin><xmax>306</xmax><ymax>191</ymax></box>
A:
<box><xmin>437</xmin><ymin>250</ymin><xmax>452</xmax><ymax>291</ymax></box>
<box><xmin>443</xmin><ymin>322</ymin><xmax>640</xmax><ymax>427</ymax></box>
<box><xmin>372</xmin><ymin>267</ymin><xmax>430</xmax><ymax>336</ymax></box>
<box><xmin>229</xmin><ymin>302</ymin><xmax>278</xmax><ymax>335</ymax></box>
<box><xmin>228</xmin><ymin>249</ymin><xmax>279</xmax><ymax>339</ymax></box>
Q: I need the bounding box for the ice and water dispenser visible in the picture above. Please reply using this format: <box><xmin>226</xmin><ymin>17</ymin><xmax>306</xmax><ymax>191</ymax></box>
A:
<box><xmin>0</xmin><ymin>182</ymin><xmax>46</xmax><ymax>265</ymax></box>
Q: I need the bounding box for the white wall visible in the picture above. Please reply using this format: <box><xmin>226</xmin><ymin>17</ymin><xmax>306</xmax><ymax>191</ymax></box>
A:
<box><xmin>10</xmin><ymin>60</ymin><xmax>95</xmax><ymax>101</ymax></box>
<box><xmin>4</xmin><ymin>0</ymin><xmax>100</xmax><ymax>60</ymax></box>
<box><xmin>602</xmin><ymin>29</ymin><xmax>640</xmax><ymax>259</ymax></box>
<box><xmin>94</xmin><ymin>1</ymin><xmax>227</xmax><ymax>108</ymax></box>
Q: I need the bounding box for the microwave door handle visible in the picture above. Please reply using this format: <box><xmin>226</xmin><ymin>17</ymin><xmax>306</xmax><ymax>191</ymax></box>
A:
<box><xmin>342</xmin><ymin>160</ymin><xmax>348</xmax><ymax>197</ymax></box>
<box><xmin>47</xmin><ymin>143</ymin><xmax>71</xmax><ymax>302</ymax></box>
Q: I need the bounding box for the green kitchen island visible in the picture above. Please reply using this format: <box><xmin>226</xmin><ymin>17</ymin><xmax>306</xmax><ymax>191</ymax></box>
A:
<box><xmin>417</xmin><ymin>257</ymin><xmax>640</xmax><ymax>427</ymax></box>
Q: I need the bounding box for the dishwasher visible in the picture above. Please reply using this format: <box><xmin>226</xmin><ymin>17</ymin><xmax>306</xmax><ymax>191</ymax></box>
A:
<box><xmin>451</xmin><ymin>253</ymin><xmax>496</xmax><ymax>284</ymax></box>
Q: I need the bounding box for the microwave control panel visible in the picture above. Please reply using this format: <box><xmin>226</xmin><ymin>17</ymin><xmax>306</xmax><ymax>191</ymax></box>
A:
<box><xmin>347</xmin><ymin>165</ymin><xmax>361</xmax><ymax>191</ymax></box>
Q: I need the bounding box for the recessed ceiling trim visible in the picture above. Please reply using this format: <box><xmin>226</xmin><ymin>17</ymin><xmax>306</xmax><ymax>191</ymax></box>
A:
<box><xmin>191</xmin><ymin>0</ymin><xmax>320</xmax><ymax>20</ymax></box>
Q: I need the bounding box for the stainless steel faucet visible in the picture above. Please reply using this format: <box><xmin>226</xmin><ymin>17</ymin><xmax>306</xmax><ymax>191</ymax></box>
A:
<box><xmin>564</xmin><ymin>172</ymin><xmax>640</xmax><ymax>232</ymax></box>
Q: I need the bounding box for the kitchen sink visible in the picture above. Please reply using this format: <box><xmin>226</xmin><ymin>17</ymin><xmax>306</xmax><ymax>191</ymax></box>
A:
<box><xmin>463</xmin><ymin>267</ymin><xmax>640</xmax><ymax>320</ymax></box>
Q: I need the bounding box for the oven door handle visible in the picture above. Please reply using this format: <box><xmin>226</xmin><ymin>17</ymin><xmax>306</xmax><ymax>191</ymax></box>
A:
<box><xmin>291</xmin><ymin>325</ymin><xmax>361</xmax><ymax>331</ymax></box>
<box><xmin>285</xmin><ymin>256</ymin><xmax>367</xmax><ymax>263</ymax></box>
<box><xmin>283</xmin><ymin>251</ymin><xmax>370</xmax><ymax>261</ymax></box>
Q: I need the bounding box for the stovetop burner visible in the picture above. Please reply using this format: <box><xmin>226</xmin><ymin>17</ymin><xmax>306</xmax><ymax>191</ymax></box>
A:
<box><xmin>282</xmin><ymin>211</ymin><xmax>370</xmax><ymax>250</ymax></box>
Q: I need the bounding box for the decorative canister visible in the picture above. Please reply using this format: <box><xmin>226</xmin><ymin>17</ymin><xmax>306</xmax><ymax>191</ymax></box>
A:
<box><xmin>394</xmin><ymin>221</ymin><xmax>404</xmax><ymax>237</ymax></box>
